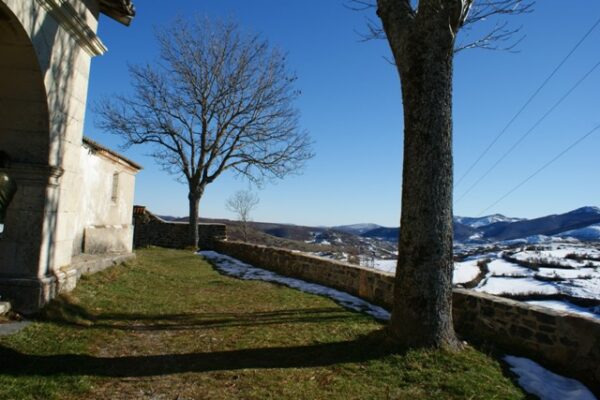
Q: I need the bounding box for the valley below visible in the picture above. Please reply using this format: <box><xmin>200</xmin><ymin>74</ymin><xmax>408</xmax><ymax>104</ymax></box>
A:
<box><xmin>197</xmin><ymin>206</ymin><xmax>600</xmax><ymax>320</ymax></box>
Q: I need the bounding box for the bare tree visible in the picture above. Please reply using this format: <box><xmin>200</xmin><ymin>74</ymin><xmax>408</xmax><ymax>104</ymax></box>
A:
<box><xmin>351</xmin><ymin>0</ymin><xmax>532</xmax><ymax>349</ymax></box>
<box><xmin>96</xmin><ymin>17</ymin><xmax>313</xmax><ymax>248</ymax></box>
<box><xmin>226</xmin><ymin>190</ymin><xmax>259</xmax><ymax>242</ymax></box>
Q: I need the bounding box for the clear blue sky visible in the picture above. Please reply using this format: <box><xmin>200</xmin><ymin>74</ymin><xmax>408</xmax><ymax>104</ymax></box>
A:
<box><xmin>84</xmin><ymin>1</ymin><xmax>600</xmax><ymax>227</ymax></box>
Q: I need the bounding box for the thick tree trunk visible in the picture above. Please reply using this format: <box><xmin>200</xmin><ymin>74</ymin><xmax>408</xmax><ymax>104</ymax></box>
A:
<box><xmin>384</xmin><ymin>14</ymin><xmax>460</xmax><ymax>349</ymax></box>
<box><xmin>188</xmin><ymin>192</ymin><xmax>201</xmax><ymax>249</ymax></box>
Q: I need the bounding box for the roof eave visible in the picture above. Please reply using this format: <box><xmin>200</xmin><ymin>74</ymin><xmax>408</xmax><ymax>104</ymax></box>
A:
<box><xmin>99</xmin><ymin>0</ymin><xmax>135</xmax><ymax>26</ymax></box>
<box><xmin>82</xmin><ymin>137</ymin><xmax>143</xmax><ymax>172</ymax></box>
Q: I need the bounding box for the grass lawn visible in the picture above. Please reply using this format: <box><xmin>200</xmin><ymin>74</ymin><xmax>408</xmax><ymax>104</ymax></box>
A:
<box><xmin>0</xmin><ymin>248</ymin><xmax>527</xmax><ymax>399</ymax></box>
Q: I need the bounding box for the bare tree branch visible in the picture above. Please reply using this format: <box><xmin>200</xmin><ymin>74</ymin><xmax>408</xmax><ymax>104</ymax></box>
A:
<box><xmin>226</xmin><ymin>190</ymin><xmax>259</xmax><ymax>242</ymax></box>
<box><xmin>95</xmin><ymin>17</ymin><xmax>313</xmax><ymax>247</ymax></box>
<box><xmin>348</xmin><ymin>0</ymin><xmax>533</xmax><ymax>53</ymax></box>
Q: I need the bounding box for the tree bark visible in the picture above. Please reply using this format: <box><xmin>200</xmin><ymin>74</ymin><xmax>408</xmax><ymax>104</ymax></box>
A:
<box><xmin>188</xmin><ymin>191</ymin><xmax>201</xmax><ymax>249</ymax></box>
<box><xmin>380</xmin><ymin>3</ymin><xmax>460</xmax><ymax>349</ymax></box>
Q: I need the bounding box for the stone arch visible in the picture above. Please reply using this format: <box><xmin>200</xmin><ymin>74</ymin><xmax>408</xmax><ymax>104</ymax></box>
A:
<box><xmin>0</xmin><ymin>1</ymin><xmax>51</xmax><ymax>165</ymax></box>
<box><xmin>0</xmin><ymin>2</ymin><xmax>56</xmax><ymax>312</ymax></box>
<box><xmin>0</xmin><ymin>0</ymin><xmax>132</xmax><ymax>313</ymax></box>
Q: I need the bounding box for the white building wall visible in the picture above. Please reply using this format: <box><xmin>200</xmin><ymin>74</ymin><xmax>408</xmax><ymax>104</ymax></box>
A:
<box><xmin>1</xmin><ymin>0</ymin><xmax>106</xmax><ymax>273</ymax></box>
<box><xmin>72</xmin><ymin>145</ymin><xmax>137</xmax><ymax>255</ymax></box>
<box><xmin>0</xmin><ymin>0</ymin><xmax>135</xmax><ymax>313</ymax></box>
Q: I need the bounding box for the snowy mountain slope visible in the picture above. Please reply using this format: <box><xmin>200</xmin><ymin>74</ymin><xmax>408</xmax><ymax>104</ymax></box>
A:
<box><xmin>481</xmin><ymin>206</ymin><xmax>600</xmax><ymax>241</ymax></box>
<box><xmin>556</xmin><ymin>223</ymin><xmax>600</xmax><ymax>241</ymax></box>
<box><xmin>454</xmin><ymin>214</ymin><xmax>525</xmax><ymax>228</ymax></box>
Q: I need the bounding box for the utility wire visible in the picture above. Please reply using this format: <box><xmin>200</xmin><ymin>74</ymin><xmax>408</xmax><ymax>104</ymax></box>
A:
<box><xmin>455</xmin><ymin>15</ymin><xmax>600</xmax><ymax>189</ymax></box>
<box><xmin>455</xmin><ymin>59</ymin><xmax>600</xmax><ymax>204</ymax></box>
<box><xmin>477</xmin><ymin>122</ymin><xmax>600</xmax><ymax>216</ymax></box>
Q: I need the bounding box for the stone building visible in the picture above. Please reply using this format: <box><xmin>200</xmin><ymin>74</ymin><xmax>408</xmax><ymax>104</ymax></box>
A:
<box><xmin>76</xmin><ymin>137</ymin><xmax>141</xmax><ymax>255</ymax></box>
<box><xmin>0</xmin><ymin>0</ymin><xmax>136</xmax><ymax>313</ymax></box>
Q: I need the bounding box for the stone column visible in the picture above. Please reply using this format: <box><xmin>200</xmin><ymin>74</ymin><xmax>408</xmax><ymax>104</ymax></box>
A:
<box><xmin>0</xmin><ymin>163</ymin><xmax>63</xmax><ymax>313</ymax></box>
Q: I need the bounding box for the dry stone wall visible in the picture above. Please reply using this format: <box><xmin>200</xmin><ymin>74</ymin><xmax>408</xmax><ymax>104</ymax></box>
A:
<box><xmin>133</xmin><ymin>208</ymin><xmax>226</xmax><ymax>250</ymax></box>
<box><xmin>214</xmin><ymin>240</ymin><xmax>600</xmax><ymax>394</ymax></box>
<box><xmin>215</xmin><ymin>240</ymin><xmax>395</xmax><ymax>308</ymax></box>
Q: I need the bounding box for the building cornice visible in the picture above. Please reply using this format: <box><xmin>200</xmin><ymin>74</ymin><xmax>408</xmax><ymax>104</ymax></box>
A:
<box><xmin>99</xmin><ymin>0</ymin><xmax>135</xmax><ymax>26</ymax></box>
<box><xmin>7</xmin><ymin>163</ymin><xmax>64</xmax><ymax>187</ymax></box>
<box><xmin>82</xmin><ymin>137</ymin><xmax>143</xmax><ymax>173</ymax></box>
<box><xmin>36</xmin><ymin>0</ymin><xmax>107</xmax><ymax>57</ymax></box>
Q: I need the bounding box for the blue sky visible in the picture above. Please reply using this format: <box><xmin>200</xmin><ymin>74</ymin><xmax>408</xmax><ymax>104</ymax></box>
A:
<box><xmin>84</xmin><ymin>1</ymin><xmax>600</xmax><ymax>227</ymax></box>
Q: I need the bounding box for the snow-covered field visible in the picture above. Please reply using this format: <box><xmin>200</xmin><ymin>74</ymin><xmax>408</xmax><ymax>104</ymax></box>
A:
<box><xmin>453</xmin><ymin>259</ymin><xmax>481</xmax><ymax>285</ymax></box>
<box><xmin>468</xmin><ymin>243</ymin><xmax>600</xmax><ymax>318</ymax></box>
<box><xmin>355</xmin><ymin>239</ymin><xmax>600</xmax><ymax>320</ymax></box>
<box><xmin>306</xmin><ymin>235</ymin><xmax>600</xmax><ymax>320</ymax></box>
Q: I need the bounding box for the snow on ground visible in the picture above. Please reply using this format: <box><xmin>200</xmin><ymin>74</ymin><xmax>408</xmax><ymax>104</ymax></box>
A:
<box><xmin>557</xmin><ymin>223</ymin><xmax>600</xmax><ymax>241</ymax></box>
<box><xmin>536</xmin><ymin>267</ymin><xmax>597</xmax><ymax>279</ymax></box>
<box><xmin>306</xmin><ymin>239</ymin><xmax>600</xmax><ymax>317</ymax></box>
<box><xmin>372</xmin><ymin>259</ymin><xmax>396</xmax><ymax>274</ymax></box>
<box><xmin>487</xmin><ymin>259</ymin><xmax>532</xmax><ymax>276</ymax></box>
<box><xmin>559</xmin><ymin>277</ymin><xmax>600</xmax><ymax>300</ymax></box>
<box><xmin>453</xmin><ymin>260</ymin><xmax>481</xmax><ymax>285</ymax></box>
<box><xmin>502</xmin><ymin>235</ymin><xmax>555</xmax><ymax>246</ymax></box>
<box><xmin>526</xmin><ymin>300</ymin><xmax>600</xmax><ymax>321</ymax></box>
<box><xmin>504</xmin><ymin>355</ymin><xmax>597</xmax><ymax>400</ymax></box>
<box><xmin>199</xmin><ymin>251</ymin><xmax>390</xmax><ymax>321</ymax></box>
<box><xmin>512</xmin><ymin>250</ymin><xmax>600</xmax><ymax>269</ymax></box>
<box><xmin>475</xmin><ymin>277</ymin><xmax>560</xmax><ymax>296</ymax></box>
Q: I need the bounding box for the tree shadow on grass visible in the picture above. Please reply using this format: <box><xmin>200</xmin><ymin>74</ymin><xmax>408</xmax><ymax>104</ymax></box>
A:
<box><xmin>0</xmin><ymin>330</ymin><xmax>396</xmax><ymax>378</ymax></box>
<box><xmin>38</xmin><ymin>296</ymin><xmax>369</xmax><ymax>331</ymax></box>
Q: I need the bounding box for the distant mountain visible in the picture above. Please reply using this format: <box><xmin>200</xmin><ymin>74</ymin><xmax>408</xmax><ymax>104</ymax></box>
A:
<box><xmin>454</xmin><ymin>214</ymin><xmax>525</xmax><ymax>228</ymax></box>
<box><xmin>359</xmin><ymin>207</ymin><xmax>600</xmax><ymax>243</ymax></box>
<box><xmin>361</xmin><ymin>222</ymin><xmax>478</xmax><ymax>242</ymax></box>
<box><xmin>361</xmin><ymin>227</ymin><xmax>399</xmax><ymax>241</ymax></box>
<box><xmin>480</xmin><ymin>206</ymin><xmax>600</xmax><ymax>241</ymax></box>
<box><xmin>556</xmin><ymin>223</ymin><xmax>600</xmax><ymax>241</ymax></box>
<box><xmin>333</xmin><ymin>223</ymin><xmax>382</xmax><ymax>235</ymax></box>
<box><xmin>156</xmin><ymin>206</ymin><xmax>600</xmax><ymax>245</ymax></box>
<box><xmin>156</xmin><ymin>215</ymin><xmax>180</xmax><ymax>222</ymax></box>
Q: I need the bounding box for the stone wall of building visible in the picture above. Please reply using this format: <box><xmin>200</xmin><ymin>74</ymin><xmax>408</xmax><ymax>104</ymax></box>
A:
<box><xmin>133</xmin><ymin>207</ymin><xmax>227</xmax><ymax>250</ymax></box>
<box><xmin>0</xmin><ymin>0</ymin><xmax>109</xmax><ymax>312</ymax></box>
<box><xmin>72</xmin><ymin>141</ymin><xmax>139</xmax><ymax>255</ymax></box>
<box><xmin>214</xmin><ymin>240</ymin><xmax>600</xmax><ymax>393</ymax></box>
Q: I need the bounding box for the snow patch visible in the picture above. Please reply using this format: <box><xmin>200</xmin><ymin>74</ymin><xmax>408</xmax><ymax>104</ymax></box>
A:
<box><xmin>557</xmin><ymin>223</ymin><xmax>600</xmax><ymax>241</ymax></box>
<box><xmin>453</xmin><ymin>260</ymin><xmax>481</xmax><ymax>285</ymax></box>
<box><xmin>372</xmin><ymin>259</ymin><xmax>397</xmax><ymax>273</ymax></box>
<box><xmin>504</xmin><ymin>355</ymin><xmax>596</xmax><ymax>400</ymax></box>
<box><xmin>476</xmin><ymin>277</ymin><xmax>559</xmax><ymax>296</ymax></box>
<box><xmin>526</xmin><ymin>300</ymin><xmax>600</xmax><ymax>321</ymax></box>
<box><xmin>199</xmin><ymin>251</ymin><xmax>390</xmax><ymax>321</ymax></box>
<box><xmin>487</xmin><ymin>259</ymin><xmax>531</xmax><ymax>276</ymax></box>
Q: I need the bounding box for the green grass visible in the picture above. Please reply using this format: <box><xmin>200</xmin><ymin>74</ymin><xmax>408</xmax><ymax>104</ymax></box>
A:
<box><xmin>0</xmin><ymin>248</ymin><xmax>526</xmax><ymax>399</ymax></box>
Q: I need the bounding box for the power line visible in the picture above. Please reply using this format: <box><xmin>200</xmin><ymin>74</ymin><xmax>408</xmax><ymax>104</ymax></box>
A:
<box><xmin>477</xmin><ymin>122</ymin><xmax>600</xmax><ymax>216</ymax></box>
<box><xmin>455</xmin><ymin>59</ymin><xmax>600</xmax><ymax>204</ymax></box>
<box><xmin>455</xmin><ymin>14</ymin><xmax>600</xmax><ymax>189</ymax></box>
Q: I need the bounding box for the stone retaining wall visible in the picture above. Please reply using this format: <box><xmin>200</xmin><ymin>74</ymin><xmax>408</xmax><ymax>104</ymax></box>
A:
<box><xmin>133</xmin><ymin>208</ymin><xmax>226</xmax><ymax>250</ymax></box>
<box><xmin>215</xmin><ymin>240</ymin><xmax>395</xmax><ymax>308</ymax></box>
<box><xmin>214</xmin><ymin>240</ymin><xmax>600</xmax><ymax>394</ymax></box>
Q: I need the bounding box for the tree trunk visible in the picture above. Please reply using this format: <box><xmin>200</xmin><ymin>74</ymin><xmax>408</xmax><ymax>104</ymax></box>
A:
<box><xmin>242</xmin><ymin>221</ymin><xmax>248</xmax><ymax>242</ymax></box>
<box><xmin>384</xmin><ymin>15</ymin><xmax>460</xmax><ymax>349</ymax></box>
<box><xmin>188</xmin><ymin>191</ymin><xmax>201</xmax><ymax>249</ymax></box>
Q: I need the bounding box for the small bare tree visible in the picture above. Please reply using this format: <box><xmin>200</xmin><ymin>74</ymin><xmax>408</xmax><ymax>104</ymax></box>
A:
<box><xmin>350</xmin><ymin>0</ymin><xmax>533</xmax><ymax>349</ymax></box>
<box><xmin>226</xmin><ymin>190</ymin><xmax>259</xmax><ymax>242</ymax></box>
<box><xmin>96</xmin><ymin>17</ymin><xmax>313</xmax><ymax>248</ymax></box>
